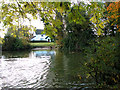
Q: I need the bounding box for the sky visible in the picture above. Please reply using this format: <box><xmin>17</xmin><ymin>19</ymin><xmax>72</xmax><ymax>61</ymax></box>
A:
<box><xmin>31</xmin><ymin>20</ymin><xmax>44</xmax><ymax>29</ymax></box>
<box><xmin>22</xmin><ymin>14</ymin><xmax>44</xmax><ymax>29</ymax></box>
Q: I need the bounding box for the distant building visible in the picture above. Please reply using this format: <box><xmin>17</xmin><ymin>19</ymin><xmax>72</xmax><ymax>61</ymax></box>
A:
<box><xmin>30</xmin><ymin>29</ymin><xmax>51</xmax><ymax>42</ymax></box>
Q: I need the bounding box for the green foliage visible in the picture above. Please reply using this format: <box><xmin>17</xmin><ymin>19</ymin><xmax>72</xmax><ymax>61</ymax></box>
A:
<box><xmin>2</xmin><ymin>35</ymin><xmax>31</xmax><ymax>51</ymax></box>
<box><xmin>0</xmin><ymin>37</ymin><xmax>2</xmax><ymax>44</ymax></box>
<box><xmin>67</xmin><ymin>3</ymin><xmax>86</xmax><ymax>24</ymax></box>
<box><xmin>61</xmin><ymin>5</ymin><xmax>95</xmax><ymax>52</ymax></box>
<box><xmin>86</xmin><ymin>35</ymin><xmax>120</xmax><ymax>87</ymax></box>
<box><xmin>40</xmin><ymin>2</ymin><xmax>71</xmax><ymax>41</ymax></box>
<box><xmin>6</xmin><ymin>26</ymin><xmax>32</xmax><ymax>39</ymax></box>
<box><xmin>1</xmin><ymin>1</ymin><xmax>36</xmax><ymax>38</ymax></box>
<box><xmin>62</xmin><ymin>23</ymin><xmax>95</xmax><ymax>52</ymax></box>
<box><xmin>88</xmin><ymin>2</ymin><xmax>109</xmax><ymax>35</ymax></box>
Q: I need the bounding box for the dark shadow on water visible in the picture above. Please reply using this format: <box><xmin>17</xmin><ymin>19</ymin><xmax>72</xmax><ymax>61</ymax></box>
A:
<box><xmin>2</xmin><ymin>50</ymin><xmax>31</xmax><ymax>58</ymax></box>
<box><xmin>44</xmin><ymin>51</ymin><xmax>96</xmax><ymax>88</ymax></box>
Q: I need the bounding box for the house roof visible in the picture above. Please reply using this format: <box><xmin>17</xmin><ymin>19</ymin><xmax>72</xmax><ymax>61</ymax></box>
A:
<box><xmin>36</xmin><ymin>29</ymin><xmax>44</xmax><ymax>35</ymax></box>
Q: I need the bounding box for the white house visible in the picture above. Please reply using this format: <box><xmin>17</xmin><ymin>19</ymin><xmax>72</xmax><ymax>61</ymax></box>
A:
<box><xmin>30</xmin><ymin>29</ymin><xmax>51</xmax><ymax>42</ymax></box>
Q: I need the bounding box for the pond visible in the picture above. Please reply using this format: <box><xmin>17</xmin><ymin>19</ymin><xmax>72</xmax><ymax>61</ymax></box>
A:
<box><xmin>0</xmin><ymin>49</ymin><xmax>95</xmax><ymax>89</ymax></box>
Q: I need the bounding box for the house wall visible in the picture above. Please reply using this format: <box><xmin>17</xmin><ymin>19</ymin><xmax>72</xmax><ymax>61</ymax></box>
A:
<box><xmin>31</xmin><ymin>29</ymin><xmax>51</xmax><ymax>42</ymax></box>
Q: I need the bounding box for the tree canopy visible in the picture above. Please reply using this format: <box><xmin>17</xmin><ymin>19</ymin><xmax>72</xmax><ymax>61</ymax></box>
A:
<box><xmin>1</xmin><ymin>1</ymin><xmax>119</xmax><ymax>42</ymax></box>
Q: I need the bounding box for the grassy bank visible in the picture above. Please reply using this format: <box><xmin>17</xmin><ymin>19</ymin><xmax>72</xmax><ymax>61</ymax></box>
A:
<box><xmin>29</xmin><ymin>42</ymin><xmax>56</xmax><ymax>48</ymax></box>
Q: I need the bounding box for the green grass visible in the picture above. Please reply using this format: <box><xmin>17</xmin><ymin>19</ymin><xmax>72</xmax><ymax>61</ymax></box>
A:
<box><xmin>30</xmin><ymin>42</ymin><xmax>56</xmax><ymax>48</ymax></box>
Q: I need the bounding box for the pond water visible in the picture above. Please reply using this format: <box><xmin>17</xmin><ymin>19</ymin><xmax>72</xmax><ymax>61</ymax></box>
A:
<box><xmin>0</xmin><ymin>49</ymin><xmax>95</xmax><ymax>89</ymax></box>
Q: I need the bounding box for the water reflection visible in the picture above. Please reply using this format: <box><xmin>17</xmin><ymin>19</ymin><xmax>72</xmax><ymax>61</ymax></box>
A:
<box><xmin>0</xmin><ymin>50</ymin><xmax>95</xmax><ymax>88</ymax></box>
<box><xmin>32</xmin><ymin>50</ymin><xmax>55</xmax><ymax>59</ymax></box>
<box><xmin>2</xmin><ymin>50</ymin><xmax>31</xmax><ymax>58</ymax></box>
<box><xmin>0</xmin><ymin>50</ymin><xmax>55</xmax><ymax>88</ymax></box>
<box><xmin>45</xmin><ymin>51</ymin><xmax>95</xmax><ymax>88</ymax></box>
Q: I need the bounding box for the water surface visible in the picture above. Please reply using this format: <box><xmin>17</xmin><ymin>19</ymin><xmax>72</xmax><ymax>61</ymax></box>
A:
<box><xmin>0</xmin><ymin>50</ymin><xmax>95</xmax><ymax>88</ymax></box>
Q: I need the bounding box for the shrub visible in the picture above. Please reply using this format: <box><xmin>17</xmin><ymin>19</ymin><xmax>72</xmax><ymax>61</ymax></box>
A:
<box><xmin>86</xmin><ymin>35</ymin><xmax>120</xmax><ymax>87</ymax></box>
<box><xmin>2</xmin><ymin>35</ymin><xmax>31</xmax><ymax>51</ymax></box>
<box><xmin>61</xmin><ymin>29</ymin><xmax>95</xmax><ymax>52</ymax></box>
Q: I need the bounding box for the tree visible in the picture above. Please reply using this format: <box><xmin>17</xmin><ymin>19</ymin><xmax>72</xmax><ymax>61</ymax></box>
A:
<box><xmin>39</xmin><ymin>2</ymin><xmax>71</xmax><ymax>45</ymax></box>
<box><xmin>87</xmin><ymin>2</ymin><xmax>109</xmax><ymax>35</ymax></box>
<box><xmin>62</xmin><ymin>4</ymin><xmax>95</xmax><ymax>51</ymax></box>
<box><xmin>1</xmin><ymin>1</ymin><xmax>36</xmax><ymax>38</ymax></box>
<box><xmin>106</xmin><ymin>2</ymin><xmax>120</xmax><ymax>32</ymax></box>
<box><xmin>1</xmin><ymin>2</ymin><xmax>70</xmax><ymax>42</ymax></box>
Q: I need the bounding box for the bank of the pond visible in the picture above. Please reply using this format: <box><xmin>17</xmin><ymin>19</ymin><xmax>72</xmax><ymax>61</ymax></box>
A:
<box><xmin>2</xmin><ymin>42</ymin><xmax>57</xmax><ymax>51</ymax></box>
<box><xmin>29</xmin><ymin>42</ymin><xmax>57</xmax><ymax>49</ymax></box>
<box><xmin>30</xmin><ymin>42</ymin><xmax>56</xmax><ymax>47</ymax></box>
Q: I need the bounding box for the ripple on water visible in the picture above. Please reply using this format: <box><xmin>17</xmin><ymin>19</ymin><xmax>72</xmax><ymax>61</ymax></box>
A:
<box><xmin>0</xmin><ymin>57</ymin><xmax>51</xmax><ymax>88</ymax></box>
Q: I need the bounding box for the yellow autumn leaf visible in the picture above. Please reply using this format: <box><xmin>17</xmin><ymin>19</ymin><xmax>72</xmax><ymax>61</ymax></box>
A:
<box><xmin>78</xmin><ymin>75</ymin><xmax>82</xmax><ymax>80</ymax></box>
<box><xmin>99</xmin><ymin>22</ymin><xmax>104</xmax><ymax>28</ymax></box>
<box><xmin>13</xmin><ymin>35</ymin><xmax>16</xmax><ymax>37</ymax></box>
<box><xmin>86</xmin><ymin>74</ymin><xmax>90</xmax><ymax>78</ymax></box>
<box><xmin>112</xmin><ymin>77</ymin><xmax>117</xmax><ymax>83</ymax></box>
<box><xmin>11</xmin><ymin>33</ymin><xmax>13</xmax><ymax>35</ymax></box>
<box><xmin>97</xmin><ymin>28</ymin><xmax>102</xmax><ymax>35</ymax></box>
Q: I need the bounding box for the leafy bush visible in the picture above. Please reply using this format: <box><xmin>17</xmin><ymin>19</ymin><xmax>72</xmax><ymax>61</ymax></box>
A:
<box><xmin>61</xmin><ymin>6</ymin><xmax>95</xmax><ymax>52</ymax></box>
<box><xmin>2</xmin><ymin>35</ymin><xmax>31</xmax><ymax>51</ymax></box>
<box><xmin>61</xmin><ymin>24</ymin><xmax>95</xmax><ymax>52</ymax></box>
<box><xmin>86</xmin><ymin>35</ymin><xmax>120</xmax><ymax>87</ymax></box>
